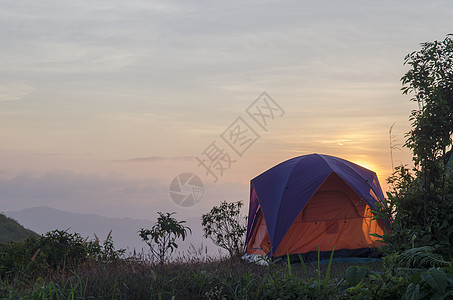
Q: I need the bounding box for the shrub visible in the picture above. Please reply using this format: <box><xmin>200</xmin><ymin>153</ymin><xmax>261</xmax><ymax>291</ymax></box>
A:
<box><xmin>37</xmin><ymin>229</ymin><xmax>87</xmax><ymax>270</ymax></box>
<box><xmin>139</xmin><ymin>212</ymin><xmax>191</xmax><ymax>264</ymax></box>
<box><xmin>85</xmin><ymin>230</ymin><xmax>126</xmax><ymax>263</ymax></box>
<box><xmin>201</xmin><ymin>201</ymin><xmax>247</xmax><ymax>258</ymax></box>
<box><xmin>0</xmin><ymin>236</ymin><xmax>47</xmax><ymax>281</ymax></box>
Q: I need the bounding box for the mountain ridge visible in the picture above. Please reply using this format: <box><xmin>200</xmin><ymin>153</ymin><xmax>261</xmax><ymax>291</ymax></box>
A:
<box><xmin>5</xmin><ymin>206</ymin><xmax>219</xmax><ymax>256</ymax></box>
<box><xmin>0</xmin><ymin>213</ymin><xmax>38</xmax><ymax>243</ymax></box>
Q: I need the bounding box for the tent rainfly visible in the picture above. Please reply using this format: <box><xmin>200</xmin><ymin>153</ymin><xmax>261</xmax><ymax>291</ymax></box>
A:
<box><xmin>245</xmin><ymin>154</ymin><xmax>389</xmax><ymax>259</ymax></box>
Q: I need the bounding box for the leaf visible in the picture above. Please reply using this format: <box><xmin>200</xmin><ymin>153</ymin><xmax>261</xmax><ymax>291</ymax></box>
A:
<box><xmin>421</xmin><ymin>268</ymin><xmax>447</xmax><ymax>295</ymax></box>
<box><xmin>345</xmin><ymin>266</ymin><xmax>369</xmax><ymax>287</ymax></box>
<box><xmin>297</xmin><ymin>254</ymin><xmax>309</xmax><ymax>279</ymax></box>
<box><xmin>402</xmin><ymin>283</ymin><xmax>420</xmax><ymax>300</ymax></box>
<box><xmin>322</xmin><ymin>245</ymin><xmax>335</xmax><ymax>287</ymax></box>
<box><xmin>286</xmin><ymin>252</ymin><xmax>292</xmax><ymax>277</ymax></box>
<box><xmin>369</xmin><ymin>233</ymin><xmax>383</xmax><ymax>238</ymax></box>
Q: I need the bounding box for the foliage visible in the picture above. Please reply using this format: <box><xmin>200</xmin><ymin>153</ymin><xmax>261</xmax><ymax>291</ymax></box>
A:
<box><xmin>340</xmin><ymin>251</ymin><xmax>453</xmax><ymax>300</ymax></box>
<box><xmin>5</xmin><ymin>234</ymin><xmax>451</xmax><ymax>300</ymax></box>
<box><xmin>37</xmin><ymin>229</ymin><xmax>88</xmax><ymax>270</ymax></box>
<box><xmin>0</xmin><ymin>228</ymin><xmax>125</xmax><ymax>285</ymax></box>
<box><xmin>5</xmin><ymin>277</ymin><xmax>90</xmax><ymax>299</ymax></box>
<box><xmin>396</xmin><ymin>246</ymin><xmax>451</xmax><ymax>269</ymax></box>
<box><xmin>0</xmin><ymin>229</ymin><xmax>88</xmax><ymax>281</ymax></box>
<box><xmin>0</xmin><ymin>235</ymin><xmax>47</xmax><ymax>281</ymax></box>
<box><xmin>380</xmin><ymin>158</ymin><xmax>453</xmax><ymax>258</ymax></box>
<box><xmin>373</xmin><ymin>35</ymin><xmax>453</xmax><ymax>258</ymax></box>
<box><xmin>85</xmin><ymin>230</ymin><xmax>126</xmax><ymax>263</ymax></box>
<box><xmin>340</xmin><ymin>254</ymin><xmax>412</xmax><ymax>300</ymax></box>
<box><xmin>402</xmin><ymin>267</ymin><xmax>453</xmax><ymax>300</ymax></box>
<box><xmin>401</xmin><ymin>34</ymin><xmax>453</xmax><ymax>170</ymax></box>
<box><xmin>262</xmin><ymin>249</ymin><xmax>337</xmax><ymax>300</ymax></box>
<box><xmin>401</xmin><ymin>34</ymin><xmax>453</xmax><ymax>225</ymax></box>
<box><xmin>139</xmin><ymin>212</ymin><xmax>191</xmax><ymax>264</ymax></box>
<box><xmin>201</xmin><ymin>201</ymin><xmax>247</xmax><ymax>258</ymax></box>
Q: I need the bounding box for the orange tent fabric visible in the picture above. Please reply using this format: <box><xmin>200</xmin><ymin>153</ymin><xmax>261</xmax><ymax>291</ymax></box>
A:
<box><xmin>245</xmin><ymin>154</ymin><xmax>388</xmax><ymax>258</ymax></box>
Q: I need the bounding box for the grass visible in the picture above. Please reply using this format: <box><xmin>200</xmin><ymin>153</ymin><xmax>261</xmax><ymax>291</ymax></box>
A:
<box><xmin>0</xmin><ymin>230</ymin><xmax>391</xmax><ymax>299</ymax></box>
<box><xmin>1</xmin><ymin>252</ymin><xmax>384</xmax><ymax>299</ymax></box>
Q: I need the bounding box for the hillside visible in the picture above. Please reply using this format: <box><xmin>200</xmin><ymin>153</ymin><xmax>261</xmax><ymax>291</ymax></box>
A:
<box><xmin>0</xmin><ymin>213</ymin><xmax>38</xmax><ymax>243</ymax></box>
<box><xmin>5</xmin><ymin>207</ymin><xmax>220</xmax><ymax>256</ymax></box>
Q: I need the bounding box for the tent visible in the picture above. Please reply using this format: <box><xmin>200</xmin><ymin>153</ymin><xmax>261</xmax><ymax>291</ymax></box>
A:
<box><xmin>245</xmin><ymin>154</ymin><xmax>389</xmax><ymax>259</ymax></box>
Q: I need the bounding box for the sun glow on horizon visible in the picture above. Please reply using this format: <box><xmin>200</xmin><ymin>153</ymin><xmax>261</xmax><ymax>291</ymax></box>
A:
<box><xmin>350</xmin><ymin>159</ymin><xmax>381</xmax><ymax>175</ymax></box>
<box><xmin>349</xmin><ymin>158</ymin><xmax>393</xmax><ymax>192</ymax></box>
<box><xmin>354</xmin><ymin>161</ymin><xmax>375</xmax><ymax>170</ymax></box>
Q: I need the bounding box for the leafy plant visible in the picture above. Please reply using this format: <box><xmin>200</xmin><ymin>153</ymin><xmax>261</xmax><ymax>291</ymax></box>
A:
<box><xmin>37</xmin><ymin>229</ymin><xmax>87</xmax><ymax>270</ymax></box>
<box><xmin>345</xmin><ymin>265</ymin><xmax>370</xmax><ymax>287</ymax></box>
<box><xmin>264</xmin><ymin>258</ymin><xmax>311</xmax><ymax>300</ymax></box>
<box><xmin>340</xmin><ymin>253</ymin><xmax>413</xmax><ymax>300</ymax></box>
<box><xmin>86</xmin><ymin>230</ymin><xmax>126</xmax><ymax>263</ymax></box>
<box><xmin>401</xmin><ymin>34</ymin><xmax>453</xmax><ymax>225</ymax></box>
<box><xmin>201</xmin><ymin>201</ymin><xmax>247</xmax><ymax>258</ymax></box>
<box><xmin>263</xmin><ymin>248</ymin><xmax>337</xmax><ymax>299</ymax></box>
<box><xmin>0</xmin><ymin>236</ymin><xmax>47</xmax><ymax>281</ymax></box>
<box><xmin>396</xmin><ymin>246</ymin><xmax>452</xmax><ymax>268</ymax></box>
<box><xmin>402</xmin><ymin>267</ymin><xmax>453</xmax><ymax>300</ymax></box>
<box><xmin>139</xmin><ymin>212</ymin><xmax>191</xmax><ymax>264</ymax></box>
<box><xmin>373</xmin><ymin>34</ymin><xmax>453</xmax><ymax>259</ymax></box>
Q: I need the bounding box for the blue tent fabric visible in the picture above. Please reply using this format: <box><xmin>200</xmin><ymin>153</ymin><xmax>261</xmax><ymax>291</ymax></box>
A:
<box><xmin>245</xmin><ymin>185</ymin><xmax>260</xmax><ymax>244</ymax></box>
<box><xmin>247</xmin><ymin>154</ymin><xmax>386</xmax><ymax>256</ymax></box>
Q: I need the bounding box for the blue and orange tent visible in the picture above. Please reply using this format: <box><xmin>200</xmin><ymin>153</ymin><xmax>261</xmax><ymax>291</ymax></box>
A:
<box><xmin>245</xmin><ymin>154</ymin><xmax>389</xmax><ymax>259</ymax></box>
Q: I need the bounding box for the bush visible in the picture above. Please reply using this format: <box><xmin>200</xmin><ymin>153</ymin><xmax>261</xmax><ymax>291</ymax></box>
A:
<box><xmin>201</xmin><ymin>201</ymin><xmax>247</xmax><ymax>258</ymax></box>
<box><xmin>339</xmin><ymin>255</ymin><xmax>411</xmax><ymax>300</ymax></box>
<box><xmin>0</xmin><ymin>228</ymin><xmax>126</xmax><ymax>287</ymax></box>
<box><xmin>139</xmin><ymin>212</ymin><xmax>191</xmax><ymax>264</ymax></box>
<box><xmin>37</xmin><ymin>229</ymin><xmax>88</xmax><ymax>270</ymax></box>
<box><xmin>85</xmin><ymin>230</ymin><xmax>126</xmax><ymax>263</ymax></box>
<box><xmin>0</xmin><ymin>236</ymin><xmax>47</xmax><ymax>281</ymax></box>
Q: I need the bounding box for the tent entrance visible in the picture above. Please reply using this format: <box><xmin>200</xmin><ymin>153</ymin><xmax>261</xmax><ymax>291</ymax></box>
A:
<box><xmin>274</xmin><ymin>172</ymin><xmax>385</xmax><ymax>257</ymax></box>
<box><xmin>246</xmin><ymin>210</ymin><xmax>270</xmax><ymax>255</ymax></box>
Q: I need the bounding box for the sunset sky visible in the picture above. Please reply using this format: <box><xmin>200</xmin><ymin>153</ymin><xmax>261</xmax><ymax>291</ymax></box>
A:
<box><xmin>1</xmin><ymin>1</ymin><xmax>452</xmax><ymax>220</ymax></box>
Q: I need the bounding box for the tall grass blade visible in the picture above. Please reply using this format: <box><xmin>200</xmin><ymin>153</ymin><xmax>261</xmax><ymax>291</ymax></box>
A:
<box><xmin>286</xmin><ymin>252</ymin><xmax>292</xmax><ymax>277</ymax></box>
<box><xmin>322</xmin><ymin>245</ymin><xmax>335</xmax><ymax>287</ymax></box>
<box><xmin>297</xmin><ymin>254</ymin><xmax>309</xmax><ymax>280</ymax></box>
<box><xmin>317</xmin><ymin>242</ymin><xmax>321</xmax><ymax>293</ymax></box>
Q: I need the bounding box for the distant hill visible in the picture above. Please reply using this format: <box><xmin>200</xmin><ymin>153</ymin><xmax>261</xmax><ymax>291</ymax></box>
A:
<box><xmin>5</xmin><ymin>207</ymin><xmax>221</xmax><ymax>257</ymax></box>
<box><xmin>0</xmin><ymin>213</ymin><xmax>38</xmax><ymax>243</ymax></box>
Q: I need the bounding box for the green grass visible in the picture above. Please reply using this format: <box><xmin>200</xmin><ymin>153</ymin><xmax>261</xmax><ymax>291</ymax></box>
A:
<box><xmin>7</xmin><ymin>229</ymin><xmax>450</xmax><ymax>299</ymax></box>
<box><xmin>0</xmin><ymin>253</ymin><xmax>384</xmax><ymax>299</ymax></box>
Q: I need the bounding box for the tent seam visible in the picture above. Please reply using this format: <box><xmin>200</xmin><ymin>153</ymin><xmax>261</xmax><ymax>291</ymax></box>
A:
<box><xmin>272</xmin><ymin>154</ymin><xmax>331</xmax><ymax>255</ymax></box>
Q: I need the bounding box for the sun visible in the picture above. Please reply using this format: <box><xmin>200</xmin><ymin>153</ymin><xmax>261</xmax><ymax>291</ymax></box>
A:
<box><xmin>353</xmin><ymin>160</ymin><xmax>378</xmax><ymax>172</ymax></box>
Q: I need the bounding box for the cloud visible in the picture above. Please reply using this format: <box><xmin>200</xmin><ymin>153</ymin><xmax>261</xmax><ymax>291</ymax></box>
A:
<box><xmin>1</xmin><ymin>42</ymin><xmax>135</xmax><ymax>74</ymax></box>
<box><xmin>32</xmin><ymin>153</ymin><xmax>94</xmax><ymax>157</ymax></box>
<box><xmin>0</xmin><ymin>83</ymin><xmax>34</xmax><ymax>101</ymax></box>
<box><xmin>0</xmin><ymin>170</ymin><xmax>166</xmax><ymax>214</ymax></box>
<box><xmin>0</xmin><ymin>169</ymin><xmax>249</xmax><ymax>219</ymax></box>
<box><xmin>114</xmin><ymin>156</ymin><xmax>194</xmax><ymax>162</ymax></box>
